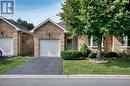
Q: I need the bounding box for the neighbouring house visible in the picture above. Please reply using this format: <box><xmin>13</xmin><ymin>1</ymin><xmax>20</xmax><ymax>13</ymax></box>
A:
<box><xmin>0</xmin><ymin>17</ymin><xmax>34</xmax><ymax>56</ymax></box>
<box><xmin>1</xmin><ymin>17</ymin><xmax>130</xmax><ymax>57</ymax></box>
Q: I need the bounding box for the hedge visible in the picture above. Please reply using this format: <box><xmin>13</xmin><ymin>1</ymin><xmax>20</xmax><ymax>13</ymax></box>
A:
<box><xmin>61</xmin><ymin>50</ymin><xmax>82</xmax><ymax>60</ymax></box>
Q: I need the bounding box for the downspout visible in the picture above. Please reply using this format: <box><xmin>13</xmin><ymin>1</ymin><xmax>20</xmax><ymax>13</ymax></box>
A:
<box><xmin>18</xmin><ymin>31</ymin><xmax>21</xmax><ymax>55</ymax></box>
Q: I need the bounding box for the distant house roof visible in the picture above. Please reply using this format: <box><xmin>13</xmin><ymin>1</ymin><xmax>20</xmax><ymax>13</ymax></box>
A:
<box><xmin>7</xmin><ymin>19</ymin><xmax>29</xmax><ymax>31</ymax></box>
<box><xmin>0</xmin><ymin>16</ymin><xmax>29</xmax><ymax>32</ymax></box>
<box><xmin>57</xmin><ymin>22</ymin><xmax>66</xmax><ymax>29</ymax></box>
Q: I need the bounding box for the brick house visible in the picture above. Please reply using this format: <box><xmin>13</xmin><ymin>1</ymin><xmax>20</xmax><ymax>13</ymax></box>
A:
<box><xmin>30</xmin><ymin>19</ymin><xmax>66</xmax><ymax>57</ymax></box>
<box><xmin>31</xmin><ymin>18</ymin><xmax>130</xmax><ymax>57</ymax></box>
<box><xmin>0</xmin><ymin>17</ymin><xmax>34</xmax><ymax>56</ymax></box>
<box><xmin>1</xmin><ymin>17</ymin><xmax>130</xmax><ymax>57</ymax></box>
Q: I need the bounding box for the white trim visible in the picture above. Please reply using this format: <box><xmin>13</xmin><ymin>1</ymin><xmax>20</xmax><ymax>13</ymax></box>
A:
<box><xmin>0</xmin><ymin>16</ymin><xmax>20</xmax><ymax>30</ymax></box>
<box><xmin>112</xmin><ymin>36</ymin><xmax>115</xmax><ymax>52</ymax></box>
<box><xmin>121</xmin><ymin>36</ymin><xmax>130</xmax><ymax>48</ymax></box>
<box><xmin>88</xmin><ymin>36</ymin><xmax>104</xmax><ymax>48</ymax></box>
<box><xmin>30</xmin><ymin>18</ymin><xmax>67</xmax><ymax>32</ymax></box>
<box><xmin>91</xmin><ymin>36</ymin><xmax>93</xmax><ymax>47</ymax></box>
<box><xmin>121</xmin><ymin>46</ymin><xmax>130</xmax><ymax>48</ymax></box>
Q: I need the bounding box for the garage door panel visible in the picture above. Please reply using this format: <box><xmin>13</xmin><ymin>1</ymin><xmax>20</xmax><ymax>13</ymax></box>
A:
<box><xmin>0</xmin><ymin>38</ymin><xmax>13</xmax><ymax>56</ymax></box>
<box><xmin>40</xmin><ymin>40</ymin><xmax>60</xmax><ymax>57</ymax></box>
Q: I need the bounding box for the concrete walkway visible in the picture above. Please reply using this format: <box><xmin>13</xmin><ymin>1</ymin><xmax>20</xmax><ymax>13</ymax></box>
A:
<box><xmin>4</xmin><ymin>58</ymin><xmax>63</xmax><ymax>75</ymax></box>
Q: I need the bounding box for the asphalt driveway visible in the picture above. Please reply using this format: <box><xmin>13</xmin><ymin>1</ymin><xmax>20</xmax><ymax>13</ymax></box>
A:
<box><xmin>4</xmin><ymin>58</ymin><xmax>63</xmax><ymax>75</ymax></box>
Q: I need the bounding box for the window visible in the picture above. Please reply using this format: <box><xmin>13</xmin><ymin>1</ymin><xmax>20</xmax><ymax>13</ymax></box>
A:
<box><xmin>66</xmin><ymin>38</ymin><xmax>77</xmax><ymax>50</ymax></box>
<box><xmin>88</xmin><ymin>36</ymin><xmax>97</xmax><ymax>47</ymax></box>
<box><xmin>92</xmin><ymin>36</ymin><xmax>98</xmax><ymax>46</ymax></box>
<box><xmin>128</xmin><ymin>38</ymin><xmax>130</xmax><ymax>46</ymax></box>
<box><xmin>122</xmin><ymin>36</ymin><xmax>127</xmax><ymax>46</ymax></box>
<box><xmin>88</xmin><ymin>36</ymin><xmax>103</xmax><ymax>47</ymax></box>
<box><xmin>66</xmin><ymin>39</ymin><xmax>73</xmax><ymax>50</ymax></box>
<box><xmin>122</xmin><ymin>35</ymin><xmax>130</xmax><ymax>47</ymax></box>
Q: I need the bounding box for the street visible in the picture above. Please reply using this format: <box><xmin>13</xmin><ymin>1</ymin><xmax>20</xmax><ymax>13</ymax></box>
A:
<box><xmin>0</xmin><ymin>75</ymin><xmax>130</xmax><ymax>86</ymax></box>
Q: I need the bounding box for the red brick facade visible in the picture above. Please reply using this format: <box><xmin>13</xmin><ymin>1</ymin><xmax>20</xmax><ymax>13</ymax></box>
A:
<box><xmin>113</xmin><ymin>36</ymin><xmax>130</xmax><ymax>54</ymax></box>
<box><xmin>1</xmin><ymin>17</ymin><xmax>130</xmax><ymax>57</ymax></box>
<box><xmin>78</xmin><ymin>35</ymin><xmax>130</xmax><ymax>54</ymax></box>
<box><xmin>33</xmin><ymin>21</ymin><xmax>65</xmax><ymax>57</ymax></box>
<box><xmin>0</xmin><ymin>19</ymin><xmax>33</xmax><ymax>56</ymax></box>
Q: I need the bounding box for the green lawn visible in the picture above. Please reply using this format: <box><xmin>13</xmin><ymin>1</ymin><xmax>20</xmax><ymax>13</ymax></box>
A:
<box><xmin>64</xmin><ymin>58</ymin><xmax>130</xmax><ymax>75</ymax></box>
<box><xmin>0</xmin><ymin>56</ymin><xmax>33</xmax><ymax>73</ymax></box>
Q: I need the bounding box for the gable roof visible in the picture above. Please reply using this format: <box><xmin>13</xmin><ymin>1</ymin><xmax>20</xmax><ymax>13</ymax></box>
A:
<box><xmin>6</xmin><ymin>19</ymin><xmax>29</xmax><ymax>31</ymax></box>
<box><xmin>0</xmin><ymin>16</ymin><xmax>29</xmax><ymax>32</ymax></box>
<box><xmin>30</xmin><ymin>18</ymin><xmax>67</xmax><ymax>32</ymax></box>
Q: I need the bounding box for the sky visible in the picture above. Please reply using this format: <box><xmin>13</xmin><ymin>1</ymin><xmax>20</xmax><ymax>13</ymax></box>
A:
<box><xmin>1</xmin><ymin>0</ymin><xmax>64</xmax><ymax>26</ymax></box>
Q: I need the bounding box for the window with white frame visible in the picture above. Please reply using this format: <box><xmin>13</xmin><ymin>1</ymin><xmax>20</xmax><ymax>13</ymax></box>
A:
<box><xmin>88</xmin><ymin>36</ymin><xmax>103</xmax><ymax>47</ymax></box>
<box><xmin>122</xmin><ymin>35</ymin><xmax>130</xmax><ymax>47</ymax></box>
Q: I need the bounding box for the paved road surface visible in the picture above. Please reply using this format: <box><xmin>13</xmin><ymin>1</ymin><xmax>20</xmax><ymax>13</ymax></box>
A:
<box><xmin>0</xmin><ymin>76</ymin><xmax>130</xmax><ymax>86</ymax></box>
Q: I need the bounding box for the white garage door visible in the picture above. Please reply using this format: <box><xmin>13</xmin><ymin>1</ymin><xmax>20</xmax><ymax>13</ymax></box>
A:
<box><xmin>40</xmin><ymin>40</ymin><xmax>60</xmax><ymax>57</ymax></box>
<box><xmin>0</xmin><ymin>38</ymin><xmax>13</xmax><ymax>56</ymax></box>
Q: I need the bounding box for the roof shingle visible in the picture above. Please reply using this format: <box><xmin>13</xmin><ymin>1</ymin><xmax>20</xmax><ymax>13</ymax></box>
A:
<box><xmin>57</xmin><ymin>22</ymin><xmax>66</xmax><ymax>30</ymax></box>
<box><xmin>5</xmin><ymin>19</ymin><xmax>29</xmax><ymax>31</ymax></box>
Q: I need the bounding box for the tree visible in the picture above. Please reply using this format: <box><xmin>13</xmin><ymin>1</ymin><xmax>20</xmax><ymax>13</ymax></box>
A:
<box><xmin>17</xmin><ymin>19</ymin><xmax>34</xmax><ymax>30</ymax></box>
<box><xmin>60</xmin><ymin>0</ymin><xmax>130</xmax><ymax>60</ymax></box>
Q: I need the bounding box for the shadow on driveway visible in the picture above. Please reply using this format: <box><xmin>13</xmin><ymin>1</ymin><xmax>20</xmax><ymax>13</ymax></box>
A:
<box><xmin>4</xmin><ymin>58</ymin><xmax>63</xmax><ymax>75</ymax></box>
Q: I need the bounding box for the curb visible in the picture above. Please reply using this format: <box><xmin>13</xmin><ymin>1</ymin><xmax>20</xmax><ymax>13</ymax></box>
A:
<box><xmin>0</xmin><ymin>75</ymin><xmax>130</xmax><ymax>79</ymax></box>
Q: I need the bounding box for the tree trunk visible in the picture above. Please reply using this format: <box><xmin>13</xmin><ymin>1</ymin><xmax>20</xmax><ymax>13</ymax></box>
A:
<box><xmin>96</xmin><ymin>36</ymin><xmax>102</xmax><ymax>60</ymax></box>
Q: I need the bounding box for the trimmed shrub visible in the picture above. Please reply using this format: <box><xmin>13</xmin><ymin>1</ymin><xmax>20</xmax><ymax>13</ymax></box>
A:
<box><xmin>80</xmin><ymin>43</ymin><xmax>91</xmax><ymax>57</ymax></box>
<box><xmin>61</xmin><ymin>50</ymin><xmax>82</xmax><ymax>60</ymax></box>
<box><xmin>105</xmin><ymin>52</ymin><xmax>118</xmax><ymax>58</ymax></box>
<box><xmin>127</xmin><ymin>54</ymin><xmax>130</xmax><ymax>57</ymax></box>
<box><xmin>118</xmin><ymin>52</ymin><xmax>128</xmax><ymax>58</ymax></box>
<box><xmin>88</xmin><ymin>52</ymin><xmax>97</xmax><ymax>58</ymax></box>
